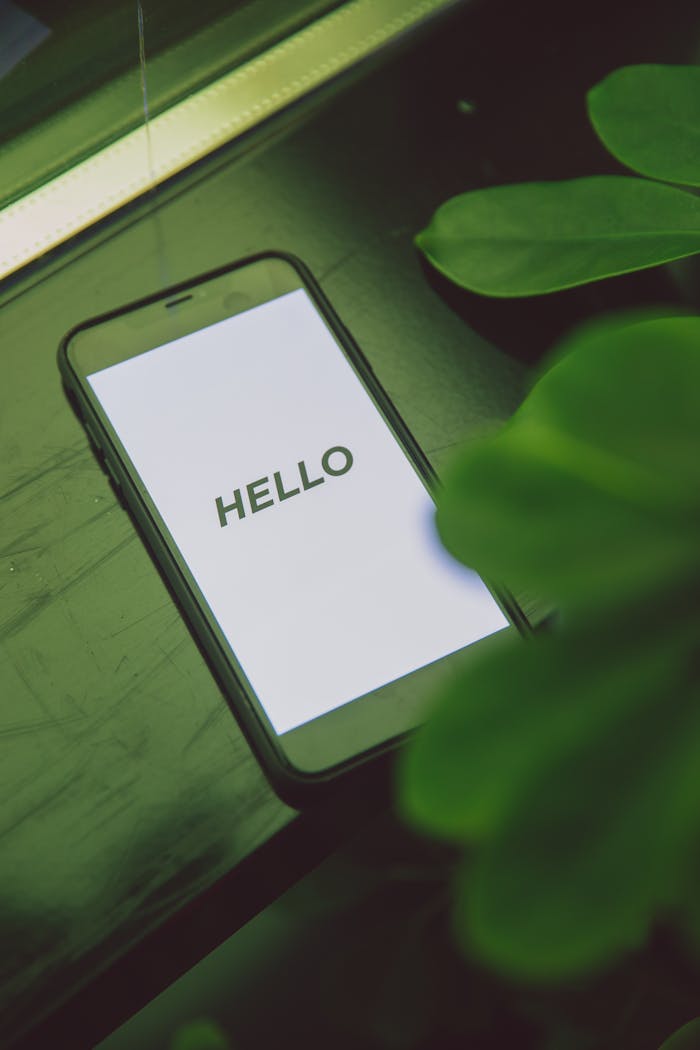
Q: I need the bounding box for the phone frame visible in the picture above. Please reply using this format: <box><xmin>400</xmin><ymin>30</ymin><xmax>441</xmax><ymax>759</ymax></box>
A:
<box><xmin>59</xmin><ymin>251</ymin><xmax>529</xmax><ymax>804</ymax></box>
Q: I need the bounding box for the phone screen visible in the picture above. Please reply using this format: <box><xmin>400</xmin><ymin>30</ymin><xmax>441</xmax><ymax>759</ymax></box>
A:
<box><xmin>86</xmin><ymin>286</ymin><xmax>508</xmax><ymax>736</ymax></box>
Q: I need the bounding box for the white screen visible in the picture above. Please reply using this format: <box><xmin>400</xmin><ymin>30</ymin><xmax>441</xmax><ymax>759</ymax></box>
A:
<box><xmin>88</xmin><ymin>288</ymin><xmax>507</xmax><ymax>733</ymax></box>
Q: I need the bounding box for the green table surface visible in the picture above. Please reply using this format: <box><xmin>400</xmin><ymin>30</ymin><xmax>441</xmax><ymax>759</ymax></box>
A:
<box><xmin>4</xmin><ymin>0</ymin><xmax>694</xmax><ymax>1043</ymax></box>
<box><xmin>0</xmin><ymin>9</ymin><xmax>529</xmax><ymax>1042</ymax></box>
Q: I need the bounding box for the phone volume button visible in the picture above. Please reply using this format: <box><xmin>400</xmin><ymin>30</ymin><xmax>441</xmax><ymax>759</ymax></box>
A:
<box><xmin>104</xmin><ymin>455</ymin><xmax>126</xmax><ymax>508</ymax></box>
<box><xmin>84</xmin><ymin>420</ymin><xmax>102</xmax><ymax>452</ymax></box>
<box><xmin>104</xmin><ymin>455</ymin><xmax>121</xmax><ymax>489</ymax></box>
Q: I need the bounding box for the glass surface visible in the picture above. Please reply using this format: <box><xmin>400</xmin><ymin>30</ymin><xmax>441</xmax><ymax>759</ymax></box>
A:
<box><xmin>86</xmin><ymin>287</ymin><xmax>508</xmax><ymax>735</ymax></box>
<box><xmin>0</xmin><ymin>0</ymin><xmax>341</xmax><ymax>211</ymax></box>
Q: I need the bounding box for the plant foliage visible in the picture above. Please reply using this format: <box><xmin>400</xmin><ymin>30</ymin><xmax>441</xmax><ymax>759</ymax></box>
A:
<box><xmin>415</xmin><ymin>177</ymin><xmax>700</xmax><ymax>297</ymax></box>
<box><xmin>658</xmin><ymin>1018</ymin><xmax>700</xmax><ymax>1050</ymax></box>
<box><xmin>399</xmin><ymin>314</ymin><xmax>700</xmax><ymax>980</ymax></box>
<box><xmin>416</xmin><ymin>64</ymin><xmax>700</xmax><ymax>295</ymax></box>
<box><xmin>588</xmin><ymin>65</ymin><xmax>700</xmax><ymax>188</ymax></box>
<box><xmin>170</xmin><ymin>1020</ymin><xmax>230</xmax><ymax>1050</ymax></box>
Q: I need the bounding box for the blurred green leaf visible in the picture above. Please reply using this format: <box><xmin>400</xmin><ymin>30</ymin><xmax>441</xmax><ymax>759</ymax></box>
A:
<box><xmin>399</xmin><ymin>311</ymin><xmax>700</xmax><ymax>981</ymax></box>
<box><xmin>398</xmin><ymin>620</ymin><xmax>693</xmax><ymax>842</ymax></box>
<box><xmin>658</xmin><ymin>1018</ymin><xmax>700</xmax><ymax>1050</ymax></box>
<box><xmin>588</xmin><ymin>65</ymin><xmax>700</xmax><ymax>188</ymax></box>
<box><xmin>170</xmin><ymin>1019</ymin><xmax>230</xmax><ymax>1050</ymax></box>
<box><xmin>676</xmin><ymin>837</ymin><xmax>700</xmax><ymax>959</ymax></box>
<box><xmin>401</xmin><ymin>613</ymin><xmax>700</xmax><ymax>979</ymax></box>
<box><xmin>456</xmin><ymin>635</ymin><xmax>700</xmax><ymax>979</ymax></box>
<box><xmin>435</xmin><ymin>314</ymin><xmax>700</xmax><ymax>612</ymax></box>
<box><xmin>415</xmin><ymin>177</ymin><xmax>700</xmax><ymax>296</ymax></box>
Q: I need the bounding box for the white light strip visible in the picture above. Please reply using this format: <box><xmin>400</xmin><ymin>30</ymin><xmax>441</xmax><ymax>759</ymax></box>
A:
<box><xmin>0</xmin><ymin>0</ymin><xmax>456</xmax><ymax>283</ymax></box>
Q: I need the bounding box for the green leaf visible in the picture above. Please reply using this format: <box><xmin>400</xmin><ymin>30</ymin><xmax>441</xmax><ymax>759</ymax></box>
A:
<box><xmin>675</xmin><ymin>837</ymin><xmax>700</xmax><ymax>959</ymax></box>
<box><xmin>170</xmin><ymin>1020</ymin><xmax>230</xmax><ymax>1050</ymax></box>
<box><xmin>398</xmin><ymin>622</ymin><xmax>689</xmax><ymax>841</ymax></box>
<box><xmin>398</xmin><ymin>309</ymin><xmax>700</xmax><ymax>981</ymax></box>
<box><xmin>416</xmin><ymin>177</ymin><xmax>700</xmax><ymax>296</ymax></box>
<box><xmin>588</xmin><ymin>65</ymin><xmax>700</xmax><ymax>188</ymax></box>
<box><xmin>658</xmin><ymin>1018</ymin><xmax>700</xmax><ymax>1050</ymax></box>
<box><xmin>457</xmin><ymin>659</ymin><xmax>700</xmax><ymax>980</ymax></box>
<box><xmin>400</xmin><ymin>607</ymin><xmax>700</xmax><ymax>979</ymax></box>
<box><xmin>435</xmin><ymin>315</ymin><xmax>700</xmax><ymax>611</ymax></box>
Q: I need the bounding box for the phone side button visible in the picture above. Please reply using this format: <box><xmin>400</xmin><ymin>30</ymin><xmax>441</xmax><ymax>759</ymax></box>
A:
<box><xmin>84</xmin><ymin>420</ymin><xmax>103</xmax><ymax>453</ymax></box>
<box><xmin>104</xmin><ymin>456</ymin><xmax>126</xmax><ymax>508</ymax></box>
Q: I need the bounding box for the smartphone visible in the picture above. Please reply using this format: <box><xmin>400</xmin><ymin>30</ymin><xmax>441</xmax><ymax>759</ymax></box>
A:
<box><xmin>59</xmin><ymin>252</ymin><xmax>526</xmax><ymax>804</ymax></box>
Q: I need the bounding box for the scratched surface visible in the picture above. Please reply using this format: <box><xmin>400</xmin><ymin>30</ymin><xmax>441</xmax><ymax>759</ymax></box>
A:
<box><xmin>0</xmin><ymin>14</ymin><xmax>529</xmax><ymax>1046</ymax></box>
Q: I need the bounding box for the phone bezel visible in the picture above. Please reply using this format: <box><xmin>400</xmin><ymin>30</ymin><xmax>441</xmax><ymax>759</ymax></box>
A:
<box><xmin>59</xmin><ymin>251</ymin><xmax>529</xmax><ymax>799</ymax></box>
